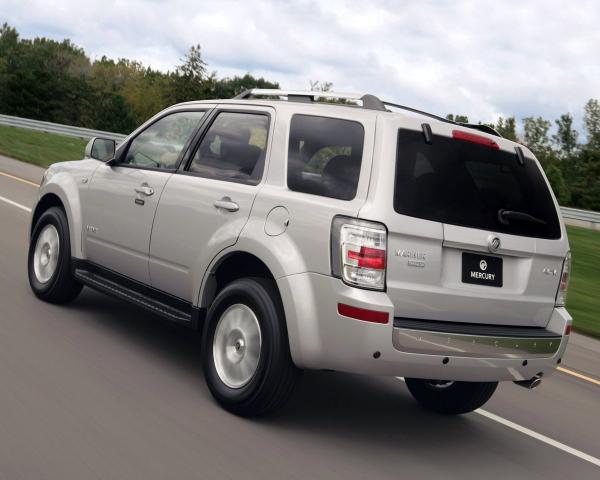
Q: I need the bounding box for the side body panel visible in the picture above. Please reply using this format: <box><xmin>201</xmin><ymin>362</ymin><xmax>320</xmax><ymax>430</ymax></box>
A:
<box><xmin>80</xmin><ymin>105</ymin><xmax>214</xmax><ymax>285</ymax></box>
<box><xmin>82</xmin><ymin>165</ymin><xmax>172</xmax><ymax>284</ymax></box>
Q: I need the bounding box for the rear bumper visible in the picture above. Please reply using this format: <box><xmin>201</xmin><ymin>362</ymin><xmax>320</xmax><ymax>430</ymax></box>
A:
<box><xmin>392</xmin><ymin>317</ymin><xmax>562</xmax><ymax>359</ymax></box>
<box><xmin>278</xmin><ymin>272</ymin><xmax>571</xmax><ymax>382</ymax></box>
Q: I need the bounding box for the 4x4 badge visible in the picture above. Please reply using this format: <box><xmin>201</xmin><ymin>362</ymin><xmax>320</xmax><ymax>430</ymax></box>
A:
<box><xmin>488</xmin><ymin>235</ymin><xmax>500</xmax><ymax>253</ymax></box>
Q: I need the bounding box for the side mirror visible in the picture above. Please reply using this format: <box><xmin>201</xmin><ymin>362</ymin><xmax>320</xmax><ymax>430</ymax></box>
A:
<box><xmin>85</xmin><ymin>137</ymin><xmax>116</xmax><ymax>162</ymax></box>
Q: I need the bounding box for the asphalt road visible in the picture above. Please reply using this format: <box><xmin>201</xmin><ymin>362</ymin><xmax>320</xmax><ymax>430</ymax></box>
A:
<box><xmin>1</xmin><ymin>155</ymin><xmax>599</xmax><ymax>479</ymax></box>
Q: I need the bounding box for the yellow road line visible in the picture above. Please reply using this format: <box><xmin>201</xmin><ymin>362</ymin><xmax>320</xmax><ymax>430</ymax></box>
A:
<box><xmin>0</xmin><ymin>170</ymin><xmax>40</xmax><ymax>187</ymax></box>
<box><xmin>557</xmin><ymin>366</ymin><xmax>600</xmax><ymax>386</ymax></box>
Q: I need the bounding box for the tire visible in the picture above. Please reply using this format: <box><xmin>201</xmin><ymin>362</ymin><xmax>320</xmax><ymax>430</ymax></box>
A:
<box><xmin>28</xmin><ymin>206</ymin><xmax>82</xmax><ymax>304</ymax></box>
<box><xmin>405</xmin><ymin>378</ymin><xmax>498</xmax><ymax>415</ymax></box>
<box><xmin>202</xmin><ymin>277</ymin><xmax>300</xmax><ymax>417</ymax></box>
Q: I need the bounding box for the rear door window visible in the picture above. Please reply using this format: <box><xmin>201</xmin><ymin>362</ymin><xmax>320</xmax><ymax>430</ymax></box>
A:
<box><xmin>287</xmin><ymin>115</ymin><xmax>364</xmax><ymax>200</ymax></box>
<box><xmin>394</xmin><ymin>129</ymin><xmax>561</xmax><ymax>239</ymax></box>
<box><xmin>188</xmin><ymin>111</ymin><xmax>269</xmax><ymax>185</ymax></box>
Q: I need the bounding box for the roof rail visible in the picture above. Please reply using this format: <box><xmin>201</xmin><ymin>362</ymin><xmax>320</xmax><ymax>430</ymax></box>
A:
<box><xmin>234</xmin><ymin>89</ymin><xmax>502</xmax><ymax>137</ymax></box>
<box><xmin>234</xmin><ymin>89</ymin><xmax>366</xmax><ymax>103</ymax></box>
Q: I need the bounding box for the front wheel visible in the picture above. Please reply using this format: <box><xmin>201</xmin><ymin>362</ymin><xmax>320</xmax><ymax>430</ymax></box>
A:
<box><xmin>201</xmin><ymin>277</ymin><xmax>300</xmax><ymax>417</ymax></box>
<box><xmin>28</xmin><ymin>207</ymin><xmax>82</xmax><ymax>304</ymax></box>
<box><xmin>405</xmin><ymin>378</ymin><xmax>498</xmax><ymax>415</ymax></box>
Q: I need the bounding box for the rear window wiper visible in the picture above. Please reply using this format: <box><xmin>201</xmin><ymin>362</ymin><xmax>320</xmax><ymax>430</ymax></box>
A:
<box><xmin>498</xmin><ymin>209</ymin><xmax>547</xmax><ymax>225</ymax></box>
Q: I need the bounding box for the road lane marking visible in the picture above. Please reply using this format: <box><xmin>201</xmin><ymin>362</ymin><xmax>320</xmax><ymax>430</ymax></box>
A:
<box><xmin>396</xmin><ymin>377</ymin><xmax>600</xmax><ymax>468</ymax></box>
<box><xmin>476</xmin><ymin>409</ymin><xmax>600</xmax><ymax>468</ymax></box>
<box><xmin>0</xmin><ymin>195</ymin><xmax>32</xmax><ymax>213</ymax></box>
<box><xmin>0</xmin><ymin>170</ymin><xmax>40</xmax><ymax>187</ymax></box>
<box><xmin>558</xmin><ymin>366</ymin><xmax>600</xmax><ymax>386</ymax></box>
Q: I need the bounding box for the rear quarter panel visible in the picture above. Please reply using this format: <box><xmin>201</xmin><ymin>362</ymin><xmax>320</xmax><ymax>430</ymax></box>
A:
<box><xmin>196</xmin><ymin>103</ymin><xmax>377</xmax><ymax>305</ymax></box>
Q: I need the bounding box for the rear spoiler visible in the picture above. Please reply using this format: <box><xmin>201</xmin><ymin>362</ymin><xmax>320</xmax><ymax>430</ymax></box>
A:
<box><xmin>457</xmin><ymin>123</ymin><xmax>502</xmax><ymax>137</ymax></box>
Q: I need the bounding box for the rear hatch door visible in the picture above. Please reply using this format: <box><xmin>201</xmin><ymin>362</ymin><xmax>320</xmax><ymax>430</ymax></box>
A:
<box><xmin>382</xmin><ymin>124</ymin><xmax>565</xmax><ymax>327</ymax></box>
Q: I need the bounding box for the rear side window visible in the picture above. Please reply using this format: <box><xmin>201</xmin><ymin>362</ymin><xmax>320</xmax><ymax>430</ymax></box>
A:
<box><xmin>189</xmin><ymin>112</ymin><xmax>269</xmax><ymax>185</ymax></box>
<box><xmin>287</xmin><ymin>115</ymin><xmax>364</xmax><ymax>200</ymax></box>
<box><xmin>394</xmin><ymin>129</ymin><xmax>561</xmax><ymax>239</ymax></box>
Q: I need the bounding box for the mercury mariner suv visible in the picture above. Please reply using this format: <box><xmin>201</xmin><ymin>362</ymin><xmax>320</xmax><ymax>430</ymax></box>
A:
<box><xmin>27</xmin><ymin>89</ymin><xmax>572</xmax><ymax>416</ymax></box>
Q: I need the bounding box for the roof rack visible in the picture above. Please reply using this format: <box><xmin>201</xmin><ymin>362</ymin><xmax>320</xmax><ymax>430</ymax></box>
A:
<box><xmin>233</xmin><ymin>89</ymin><xmax>502</xmax><ymax>137</ymax></box>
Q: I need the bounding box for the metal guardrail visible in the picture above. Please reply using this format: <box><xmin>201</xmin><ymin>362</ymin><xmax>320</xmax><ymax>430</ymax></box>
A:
<box><xmin>560</xmin><ymin>207</ymin><xmax>600</xmax><ymax>226</ymax></box>
<box><xmin>0</xmin><ymin>114</ymin><xmax>127</xmax><ymax>142</ymax></box>
<box><xmin>1</xmin><ymin>114</ymin><xmax>599</xmax><ymax>227</ymax></box>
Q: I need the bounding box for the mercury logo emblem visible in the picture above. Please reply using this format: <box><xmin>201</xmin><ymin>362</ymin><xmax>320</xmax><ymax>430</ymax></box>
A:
<box><xmin>480</xmin><ymin>260</ymin><xmax>488</xmax><ymax>271</ymax></box>
<box><xmin>488</xmin><ymin>235</ymin><xmax>501</xmax><ymax>252</ymax></box>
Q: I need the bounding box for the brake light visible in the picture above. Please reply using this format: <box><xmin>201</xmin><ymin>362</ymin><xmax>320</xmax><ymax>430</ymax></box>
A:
<box><xmin>347</xmin><ymin>246</ymin><xmax>386</xmax><ymax>270</ymax></box>
<box><xmin>564</xmin><ymin>324</ymin><xmax>572</xmax><ymax>335</ymax></box>
<box><xmin>331</xmin><ymin>216</ymin><xmax>387</xmax><ymax>290</ymax></box>
<box><xmin>555</xmin><ymin>252</ymin><xmax>571</xmax><ymax>307</ymax></box>
<box><xmin>452</xmin><ymin>130</ymin><xmax>499</xmax><ymax>150</ymax></box>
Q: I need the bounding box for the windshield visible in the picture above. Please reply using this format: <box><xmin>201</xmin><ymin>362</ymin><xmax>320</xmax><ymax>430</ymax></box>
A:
<box><xmin>393</xmin><ymin>129</ymin><xmax>561</xmax><ymax>239</ymax></box>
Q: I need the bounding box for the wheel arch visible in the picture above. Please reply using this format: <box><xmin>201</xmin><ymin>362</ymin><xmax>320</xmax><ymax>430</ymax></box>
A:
<box><xmin>30</xmin><ymin>193</ymin><xmax>64</xmax><ymax>236</ymax></box>
<box><xmin>199</xmin><ymin>250</ymin><xmax>278</xmax><ymax>311</ymax></box>
<box><xmin>32</xmin><ymin>179</ymin><xmax>84</xmax><ymax>258</ymax></box>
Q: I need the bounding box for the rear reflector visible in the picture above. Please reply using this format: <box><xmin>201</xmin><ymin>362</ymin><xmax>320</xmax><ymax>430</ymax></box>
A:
<box><xmin>452</xmin><ymin>130</ymin><xmax>499</xmax><ymax>150</ymax></box>
<box><xmin>338</xmin><ymin>303</ymin><xmax>389</xmax><ymax>324</ymax></box>
<box><xmin>564</xmin><ymin>324</ymin><xmax>572</xmax><ymax>335</ymax></box>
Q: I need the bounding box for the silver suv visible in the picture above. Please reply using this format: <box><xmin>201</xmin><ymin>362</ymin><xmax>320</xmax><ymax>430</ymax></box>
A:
<box><xmin>28</xmin><ymin>89</ymin><xmax>572</xmax><ymax>416</ymax></box>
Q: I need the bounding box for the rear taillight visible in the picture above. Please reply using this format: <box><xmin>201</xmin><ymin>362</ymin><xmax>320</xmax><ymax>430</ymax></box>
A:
<box><xmin>555</xmin><ymin>251</ymin><xmax>571</xmax><ymax>307</ymax></box>
<box><xmin>331</xmin><ymin>216</ymin><xmax>387</xmax><ymax>290</ymax></box>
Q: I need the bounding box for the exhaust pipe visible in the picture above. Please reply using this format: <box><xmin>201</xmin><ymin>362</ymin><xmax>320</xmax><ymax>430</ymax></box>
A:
<box><xmin>513</xmin><ymin>375</ymin><xmax>542</xmax><ymax>390</ymax></box>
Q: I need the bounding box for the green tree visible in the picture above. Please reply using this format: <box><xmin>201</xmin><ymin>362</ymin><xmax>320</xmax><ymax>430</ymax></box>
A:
<box><xmin>545</xmin><ymin>163</ymin><xmax>571</xmax><ymax>205</ymax></box>
<box><xmin>522</xmin><ymin>116</ymin><xmax>553</xmax><ymax>166</ymax></box>
<box><xmin>446</xmin><ymin>113</ymin><xmax>469</xmax><ymax>123</ymax></box>
<box><xmin>568</xmin><ymin>148</ymin><xmax>600</xmax><ymax>210</ymax></box>
<box><xmin>0</xmin><ymin>23</ymin><xmax>19</xmax><ymax>110</ymax></box>
<box><xmin>210</xmin><ymin>73</ymin><xmax>279</xmax><ymax>99</ymax></box>
<box><xmin>553</xmin><ymin>113</ymin><xmax>578</xmax><ymax>158</ymax></box>
<box><xmin>583</xmin><ymin>99</ymin><xmax>600</xmax><ymax>150</ymax></box>
<box><xmin>93</xmin><ymin>92</ymin><xmax>137</xmax><ymax>133</ymax></box>
<box><xmin>0</xmin><ymin>25</ymin><xmax>95</xmax><ymax>126</ymax></box>
<box><xmin>0</xmin><ymin>24</ymin><xmax>284</xmax><ymax>133</ymax></box>
<box><xmin>169</xmin><ymin>44</ymin><xmax>209</xmax><ymax>103</ymax></box>
<box><xmin>495</xmin><ymin>117</ymin><xmax>518</xmax><ymax>141</ymax></box>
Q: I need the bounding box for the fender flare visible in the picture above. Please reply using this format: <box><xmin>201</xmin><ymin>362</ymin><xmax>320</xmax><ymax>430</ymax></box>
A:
<box><xmin>195</xmin><ymin>222</ymin><xmax>309</xmax><ymax>310</ymax></box>
<box><xmin>34</xmin><ymin>174</ymin><xmax>84</xmax><ymax>258</ymax></box>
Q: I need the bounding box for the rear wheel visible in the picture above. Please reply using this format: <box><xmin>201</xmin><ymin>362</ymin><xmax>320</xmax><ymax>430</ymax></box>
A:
<box><xmin>28</xmin><ymin>207</ymin><xmax>82</xmax><ymax>304</ymax></box>
<box><xmin>405</xmin><ymin>378</ymin><xmax>498</xmax><ymax>415</ymax></box>
<box><xmin>202</xmin><ymin>277</ymin><xmax>300</xmax><ymax>417</ymax></box>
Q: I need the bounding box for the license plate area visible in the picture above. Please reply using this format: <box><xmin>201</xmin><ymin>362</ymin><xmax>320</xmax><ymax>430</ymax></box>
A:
<box><xmin>462</xmin><ymin>252</ymin><xmax>503</xmax><ymax>287</ymax></box>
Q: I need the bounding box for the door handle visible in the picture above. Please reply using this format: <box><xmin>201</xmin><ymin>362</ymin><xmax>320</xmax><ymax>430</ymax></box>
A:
<box><xmin>213</xmin><ymin>197</ymin><xmax>240</xmax><ymax>212</ymax></box>
<box><xmin>135</xmin><ymin>185</ymin><xmax>154</xmax><ymax>196</ymax></box>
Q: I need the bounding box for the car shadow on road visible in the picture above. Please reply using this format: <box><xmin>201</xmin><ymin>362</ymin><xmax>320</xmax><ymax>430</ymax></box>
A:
<box><xmin>69</xmin><ymin>288</ymin><xmax>206</xmax><ymax>377</ymax></box>
<box><xmin>67</xmin><ymin>288</ymin><xmax>515</xmax><ymax>460</ymax></box>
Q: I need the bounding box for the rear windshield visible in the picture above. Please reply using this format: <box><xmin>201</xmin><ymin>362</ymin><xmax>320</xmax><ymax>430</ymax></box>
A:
<box><xmin>394</xmin><ymin>129</ymin><xmax>561</xmax><ymax>239</ymax></box>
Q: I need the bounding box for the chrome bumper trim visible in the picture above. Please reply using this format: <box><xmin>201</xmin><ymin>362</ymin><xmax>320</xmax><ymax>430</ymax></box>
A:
<box><xmin>392</xmin><ymin>328</ymin><xmax>562</xmax><ymax>359</ymax></box>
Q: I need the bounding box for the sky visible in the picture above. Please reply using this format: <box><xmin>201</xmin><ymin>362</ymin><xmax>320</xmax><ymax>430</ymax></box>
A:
<box><xmin>2</xmin><ymin>0</ymin><xmax>599</xmax><ymax>132</ymax></box>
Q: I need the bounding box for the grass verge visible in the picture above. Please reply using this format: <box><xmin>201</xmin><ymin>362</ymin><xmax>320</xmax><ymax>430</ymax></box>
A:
<box><xmin>0</xmin><ymin>124</ymin><xmax>88</xmax><ymax>167</ymax></box>
<box><xmin>566</xmin><ymin>226</ymin><xmax>600</xmax><ymax>338</ymax></box>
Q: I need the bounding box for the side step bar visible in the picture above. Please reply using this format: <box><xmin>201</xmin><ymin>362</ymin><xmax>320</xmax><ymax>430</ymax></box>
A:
<box><xmin>72</xmin><ymin>260</ymin><xmax>201</xmax><ymax>327</ymax></box>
